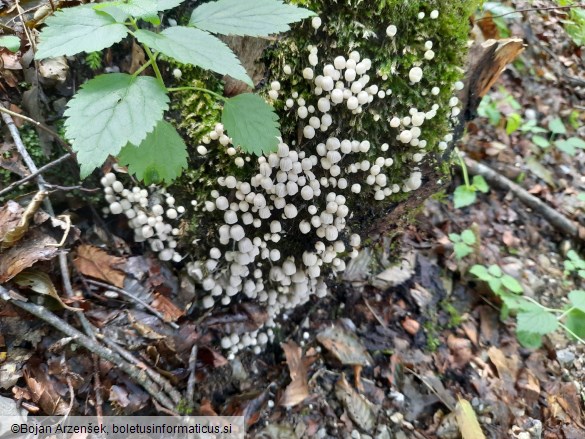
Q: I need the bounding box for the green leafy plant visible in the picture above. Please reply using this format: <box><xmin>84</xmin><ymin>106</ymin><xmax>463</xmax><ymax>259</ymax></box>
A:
<box><xmin>34</xmin><ymin>0</ymin><xmax>314</xmax><ymax>182</ymax></box>
<box><xmin>0</xmin><ymin>35</ymin><xmax>20</xmax><ymax>52</ymax></box>
<box><xmin>85</xmin><ymin>51</ymin><xmax>103</xmax><ymax>70</ymax></box>
<box><xmin>448</xmin><ymin>229</ymin><xmax>477</xmax><ymax>260</ymax></box>
<box><xmin>470</xmin><ymin>264</ymin><xmax>585</xmax><ymax>348</ymax></box>
<box><xmin>564</xmin><ymin>249</ymin><xmax>585</xmax><ymax>280</ymax></box>
<box><xmin>453</xmin><ymin>151</ymin><xmax>489</xmax><ymax>208</ymax></box>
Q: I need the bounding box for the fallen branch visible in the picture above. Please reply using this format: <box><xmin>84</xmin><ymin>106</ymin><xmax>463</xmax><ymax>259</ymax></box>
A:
<box><xmin>0</xmin><ymin>153</ymin><xmax>75</xmax><ymax>198</ymax></box>
<box><xmin>0</xmin><ymin>285</ymin><xmax>177</xmax><ymax>411</ymax></box>
<box><xmin>464</xmin><ymin>156</ymin><xmax>585</xmax><ymax>240</ymax></box>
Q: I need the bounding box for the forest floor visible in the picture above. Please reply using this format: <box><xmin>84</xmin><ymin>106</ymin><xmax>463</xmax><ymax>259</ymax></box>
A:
<box><xmin>1</xmin><ymin>1</ymin><xmax>585</xmax><ymax>438</ymax></box>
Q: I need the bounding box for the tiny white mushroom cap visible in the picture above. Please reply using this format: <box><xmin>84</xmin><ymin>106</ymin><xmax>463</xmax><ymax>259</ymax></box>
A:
<box><xmin>386</xmin><ymin>24</ymin><xmax>397</xmax><ymax>37</ymax></box>
<box><xmin>230</xmin><ymin>224</ymin><xmax>245</xmax><ymax>241</ymax></box>
<box><xmin>302</xmin><ymin>251</ymin><xmax>318</xmax><ymax>267</ymax></box>
<box><xmin>430</xmin><ymin>9</ymin><xmax>439</xmax><ymax>19</ymax></box>
<box><xmin>399</xmin><ymin>130</ymin><xmax>413</xmax><ymax>144</ymax></box>
<box><xmin>284</xmin><ymin>204</ymin><xmax>298</xmax><ymax>219</ymax></box>
<box><xmin>409</xmin><ymin>67</ymin><xmax>423</xmax><ymax>83</ymax></box>
<box><xmin>347</xmin><ymin>96</ymin><xmax>359</xmax><ymax>110</ymax></box>
<box><xmin>311</xmin><ymin>16</ymin><xmax>322</xmax><ymax>29</ymax></box>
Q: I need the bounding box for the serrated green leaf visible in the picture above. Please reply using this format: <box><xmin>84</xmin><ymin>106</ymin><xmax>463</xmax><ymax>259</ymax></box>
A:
<box><xmin>190</xmin><ymin>0</ymin><xmax>314</xmax><ymax>37</ymax></box>
<box><xmin>499</xmin><ymin>291</ymin><xmax>532</xmax><ymax>311</ymax></box>
<box><xmin>505</xmin><ymin>113</ymin><xmax>522</xmax><ymax>134</ymax></box>
<box><xmin>517</xmin><ymin>308</ymin><xmax>559</xmax><ymax>335</ymax></box>
<box><xmin>568</xmin><ymin>250</ymin><xmax>580</xmax><ymax>261</ymax></box>
<box><xmin>555</xmin><ymin>139</ymin><xmax>576</xmax><ymax>156</ymax></box>
<box><xmin>118</xmin><ymin>120</ymin><xmax>187</xmax><ymax>184</ymax></box>
<box><xmin>469</xmin><ymin>265</ymin><xmax>490</xmax><ymax>281</ymax></box>
<box><xmin>453</xmin><ymin>185</ymin><xmax>477</xmax><ymax>208</ymax></box>
<box><xmin>568</xmin><ymin>290</ymin><xmax>585</xmax><ymax>313</ymax></box>
<box><xmin>516</xmin><ymin>331</ymin><xmax>542</xmax><ymax>349</ymax></box>
<box><xmin>501</xmin><ymin>274</ymin><xmax>523</xmax><ymax>293</ymax></box>
<box><xmin>64</xmin><ymin>73</ymin><xmax>168</xmax><ymax>177</ymax></box>
<box><xmin>460</xmin><ymin>229</ymin><xmax>476</xmax><ymax>245</ymax></box>
<box><xmin>531</xmin><ymin>135</ymin><xmax>550</xmax><ymax>148</ymax></box>
<box><xmin>565</xmin><ymin>309</ymin><xmax>585</xmax><ymax>339</ymax></box>
<box><xmin>35</xmin><ymin>5</ymin><xmax>128</xmax><ymax>59</ymax></box>
<box><xmin>454</xmin><ymin>243</ymin><xmax>473</xmax><ymax>260</ymax></box>
<box><xmin>95</xmin><ymin>0</ymin><xmax>160</xmax><ymax>24</ymax></box>
<box><xmin>0</xmin><ymin>35</ymin><xmax>20</xmax><ymax>52</ymax></box>
<box><xmin>548</xmin><ymin>117</ymin><xmax>566</xmax><ymax>134</ymax></box>
<box><xmin>472</xmin><ymin>175</ymin><xmax>489</xmax><ymax>193</ymax></box>
<box><xmin>448</xmin><ymin>233</ymin><xmax>461</xmax><ymax>243</ymax></box>
<box><xmin>222</xmin><ymin>93</ymin><xmax>280</xmax><ymax>155</ymax></box>
<box><xmin>157</xmin><ymin>0</ymin><xmax>184</xmax><ymax>10</ymax></box>
<box><xmin>135</xmin><ymin>27</ymin><xmax>252</xmax><ymax>85</ymax></box>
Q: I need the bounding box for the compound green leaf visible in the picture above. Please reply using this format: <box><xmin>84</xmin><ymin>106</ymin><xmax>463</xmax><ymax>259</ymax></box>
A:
<box><xmin>222</xmin><ymin>93</ymin><xmax>280</xmax><ymax>155</ymax></box>
<box><xmin>35</xmin><ymin>5</ymin><xmax>128</xmax><ymax>59</ymax></box>
<box><xmin>517</xmin><ymin>308</ymin><xmax>558</xmax><ymax>335</ymax></box>
<box><xmin>501</xmin><ymin>274</ymin><xmax>523</xmax><ymax>293</ymax></box>
<box><xmin>568</xmin><ymin>290</ymin><xmax>585</xmax><ymax>313</ymax></box>
<box><xmin>565</xmin><ymin>137</ymin><xmax>585</xmax><ymax>150</ymax></box>
<box><xmin>487</xmin><ymin>264</ymin><xmax>502</xmax><ymax>278</ymax></box>
<box><xmin>555</xmin><ymin>139</ymin><xmax>576</xmax><ymax>156</ymax></box>
<box><xmin>118</xmin><ymin>120</ymin><xmax>187</xmax><ymax>185</ymax></box>
<box><xmin>135</xmin><ymin>27</ymin><xmax>251</xmax><ymax>85</ymax></box>
<box><xmin>64</xmin><ymin>73</ymin><xmax>168</xmax><ymax>177</ymax></box>
<box><xmin>472</xmin><ymin>175</ymin><xmax>489</xmax><ymax>193</ymax></box>
<box><xmin>453</xmin><ymin>185</ymin><xmax>477</xmax><ymax>208</ymax></box>
<box><xmin>157</xmin><ymin>0</ymin><xmax>185</xmax><ymax>10</ymax></box>
<box><xmin>189</xmin><ymin>0</ymin><xmax>314</xmax><ymax>37</ymax></box>
<box><xmin>448</xmin><ymin>233</ymin><xmax>461</xmax><ymax>243</ymax></box>
<box><xmin>95</xmin><ymin>0</ymin><xmax>160</xmax><ymax>24</ymax></box>
<box><xmin>0</xmin><ymin>36</ymin><xmax>20</xmax><ymax>52</ymax></box>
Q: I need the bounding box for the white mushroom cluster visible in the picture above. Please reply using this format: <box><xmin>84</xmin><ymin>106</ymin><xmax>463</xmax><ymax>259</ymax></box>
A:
<box><xmin>102</xmin><ymin>6</ymin><xmax>465</xmax><ymax>358</ymax></box>
<box><xmin>100</xmin><ymin>172</ymin><xmax>184</xmax><ymax>262</ymax></box>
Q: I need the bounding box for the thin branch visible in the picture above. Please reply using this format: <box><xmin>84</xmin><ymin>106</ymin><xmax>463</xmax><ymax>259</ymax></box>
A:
<box><xmin>0</xmin><ymin>105</ymin><xmax>73</xmax><ymax>153</ymax></box>
<box><xmin>0</xmin><ymin>285</ymin><xmax>176</xmax><ymax>411</ymax></box>
<box><xmin>99</xmin><ymin>336</ymin><xmax>182</xmax><ymax>406</ymax></box>
<box><xmin>186</xmin><ymin>345</ymin><xmax>198</xmax><ymax>408</ymax></box>
<box><xmin>85</xmin><ymin>279</ymin><xmax>180</xmax><ymax>330</ymax></box>
<box><xmin>0</xmin><ymin>153</ymin><xmax>74</xmax><ymax>198</ymax></box>
<box><xmin>464</xmin><ymin>156</ymin><xmax>585</xmax><ymax>240</ymax></box>
<box><xmin>476</xmin><ymin>4</ymin><xmax>585</xmax><ymax>21</ymax></box>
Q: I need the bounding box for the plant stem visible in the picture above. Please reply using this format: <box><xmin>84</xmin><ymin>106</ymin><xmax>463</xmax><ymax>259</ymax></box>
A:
<box><xmin>132</xmin><ymin>58</ymin><xmax>153</xmax><ymax>77</ymax></box>
<box><xmin>455</xmin><ymin>148</ymin><xmax>471</xmax><ymax>188</ymax></box>
<box><xmin>128</xmin><ymin>20</ymin><xmax>165</xmax><ymax>86</ymax></box>
<box><xmin>167</xmin><ymin>86</ymin><xmax>227</xmax><ymax>102</ymax></box>
<box><xmin>558</xmin><ymin>322</ymin><xmax>585</xmax><ymax>345</ymax></box>
<box><xmin>557</xmin><ymin>306</ymin><xmax>575</xmax><ymax>322</ymax></box>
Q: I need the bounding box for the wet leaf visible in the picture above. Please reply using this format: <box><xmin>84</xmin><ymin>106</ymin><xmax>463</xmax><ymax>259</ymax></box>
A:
<box><xmin>335</xmin><ymin>374</ymin><xmax>376</xmax><ymax>433</ymax></box>
<box><xmin>317</xmin><ymin>324</ymin><xmax>372</xmax><ymax>366</ymax></box>
<box><xmin>455</xmin><ymin>398</ymin><xmax>486</xmax><ymax>439</ymax></box>
<box><xmin>279</xmin><ymin>341</ymin><xmax>309</xmax><ymax>407</ymax></box>
<box><xmin>73</xmin><ymin>245</ymin><xmax>126</xmax><ymax>288</ymax></box>
<box><xmin>14</xmin><ymin>270</ymin><xmax>81</xmax><ymax>311</ymax></box>
<box><xmin>0</xmin><ymin>191</ymin><xmax>48</xmax><ymax>251</ymax></box>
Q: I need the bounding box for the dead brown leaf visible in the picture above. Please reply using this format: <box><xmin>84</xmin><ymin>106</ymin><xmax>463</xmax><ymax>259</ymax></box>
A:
<box><xmin>317</xmin><ymin>324</ymin><xmax>373</xmax><ymax>367</ymax></box>
<box><xmin>279</xmin><ymin>341</ymin><xmax>309</xmax><ymax>408</ymax></box>
<box><xmin>23</xmin><ymin>363</ymin><xmax>69</xmax><ymax>415</ymax></box>
<box><xmin>150</xmin><ymin>293</ymin><xmax>184</xmax><ymax>322</ymax></box>
<box><xmin>73</xmin><ymin>245</ymin><xmax>126</xmax><ymax>288</ymax></box>
<box><xmin>14</xmin><ymin>270</ymin><xmax>81</xmax><ymax>311</ymax></box>
<box><xmin>334</xmin><ymin>373</ymin><xmax>377</xmax><ymax>433</ymax></box>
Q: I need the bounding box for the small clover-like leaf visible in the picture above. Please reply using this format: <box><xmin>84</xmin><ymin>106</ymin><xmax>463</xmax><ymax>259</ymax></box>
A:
<box><xmin>531</xmin><ymin>135</ymin><xmax>550</xmax><ymax>148</ymax></box>
<box><xmin>517</xmin><ymin>308</ymin><xmax>559</xmax><ymax>335</ymax></box>
<box><xmin>118</xmin><ymin>120</ymin><xmax>188</xmax><ymax>185</ymax></box>
<box><xmin>460</xmin><ymin>229</ymin><xmax>476</xmax><ymax>245</ymax></box>
<box><xmin>453</xmin><ymin>185</ymin><xmax>477</xmax><ymax>208</ymax></box>
<box><xmin>453</xmin><ymin>243</ymin><xmax>472</xmax><ymax>260</ymax></box>
<box><xmin>135</xmin><ymin>27</ymin><xmax>252</xmax><ymax>85</ymax></box>
<box><xmin>568</xmin><ymin>290</ymin><xmax>585</xmax><ymax>313</ymax></box>
<box><xmin>488</xmin><ymin>277</ymin><xmax>502</xmax><ymax>294</ymax></box>
<box><xmin>35</xmin><ymin>5</ymin><xmax>128</xmax><ymax>59</ymax></box>
<box><xmin>487</xmin><ymin>265</ymin><xmax>502</xmax><ymax>278</ymax></box>
<box><xmin>222</xmin><ymin>93</ymin><xmax>280</xmax><ymax>155</ymax></box>
<box><xmin>0</xmin><ymin>35</ymin><xmax>20</xmax><ymax>52</ymax></box>
<box><xmin>472</xmin><ymin>175</ymin><xmax>489</xmax><ymax>193</ymax></box>
<box><xmin>555</xmin><ymin>139</ymin><xmax>576</xmax><ymax>156</ymax></box>
<box><xmin>448</xmin><ymin>233</ymin><xmax>461</xmax><ymax>243</ymax></box>
<box><xmin>548</xmin><ymin>117</ymin><xmax>566</xmax><ymax>135</ymax></box>
<box><xmin>190</xmin><ymin>0</ymin><xmax>315</xmax><ymax>37</ymax></box>
<box><xmin>501</xmin><ymin>274</ymin><xmax>523</xmax><ymax>293</ymax></box>
<box><xmin>64</xmin><ymin>73</ymin><xmax>168</xmax><ymax>177</ymax></box>
<box><xmin>469</xmin><ymin>264</ymin><xmax>490</xmax><ymax>281</ymax></box>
